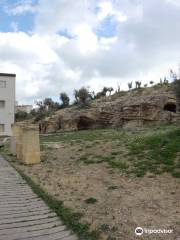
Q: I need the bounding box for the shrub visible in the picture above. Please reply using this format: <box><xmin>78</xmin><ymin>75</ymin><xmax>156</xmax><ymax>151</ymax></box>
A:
<box><xmin>85</xmin><ymin>198</ymin><xmax>97</xmax><ymax>204</ymax></box>
<box><xmin>15</xmin><ymin>111</ymin><xmax>28</xmax><ymax>122</ymax></box>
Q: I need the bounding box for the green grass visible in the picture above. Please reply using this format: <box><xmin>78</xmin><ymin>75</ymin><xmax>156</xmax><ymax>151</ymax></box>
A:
<box><xmin>41</xmin><ymin>124</ymin><xmax>180</xmax><ymax>178</ymax></box>
<box><xmin>128</xmin><ymin>127</ymin><xmax>180</xmax><ymax>177</ymax></box>
<box><xmin>79</xmin><ymin>154</ymin><xmax>129</xmax><ymax>171</ymax></box>
<box><xmin>40</xmin><ymin>129</ymin><xmax>126</xmax><ymax>144</ymax></box>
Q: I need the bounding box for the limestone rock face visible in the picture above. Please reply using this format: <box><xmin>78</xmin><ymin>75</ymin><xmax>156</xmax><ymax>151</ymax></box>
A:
<box><xmin>38</xmin><ymin>86</ymin><xmax>179</xmax><ymax>133</ymax></box>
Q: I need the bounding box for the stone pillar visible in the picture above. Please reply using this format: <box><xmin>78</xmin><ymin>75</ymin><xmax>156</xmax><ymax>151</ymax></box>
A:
<box><xmin>10</xmin><ymin>124</ymin><xmax>18</xmax><ymax>155</ymax></box>
<box><xmin>21</xmin><ymin>125</ymin><xmax>41</xmax><ymax>165</ymax></box>
<box><xmin>16</xmin><ymin>124</ymin><xmax>24</xmax><ymax>160</ymax></box>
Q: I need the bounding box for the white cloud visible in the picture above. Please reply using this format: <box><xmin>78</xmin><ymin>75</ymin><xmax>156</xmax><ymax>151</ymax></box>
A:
<box><xmin>97</xmin><ymin>1</ymin><xmax>113</xmax><ymax>20</ymax></box>
<box><xmin>35</xmin><ymin>0</ymin><xmax>97</xmax><ymax>34</ymax></box>
<box><xmin>0</xmin><ymin>0</ymin><xmax>180</xmax><ymax>104</ymax></box>
<box><xmin>73</xmin><ymin>24</ymin><xmax>98</xmax><ymax>54</ymax></box>
<box><xmin>6</xmin><ymin>0</ymin><xmax>36</xmax><ymax>15</ymax></box>
<box><xmin>166</xmin><ymin>0</ymin><xmax>180</xmax><ymax>7</ymax></box>
<box><xmin>97</xmin><ymin>1</ymin><xmax>127</xmax><ymax>22</ymax></box>
<box><xmin>100</xmin><ymin>36</ymin><xmax>118</xmax><ymax>50</ymax></box>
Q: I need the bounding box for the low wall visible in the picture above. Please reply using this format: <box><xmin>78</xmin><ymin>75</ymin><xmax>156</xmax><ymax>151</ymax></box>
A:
<box><xmin>10</xmin><ymin>124</ymin><xmax>41</xmax><ymax>165</ymax></box>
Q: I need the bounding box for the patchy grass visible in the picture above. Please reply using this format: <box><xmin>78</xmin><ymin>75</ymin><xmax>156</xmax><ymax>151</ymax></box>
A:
<box><xmin>128</xmin><ymin>127</ymin><xmax>180</xmax><ymax>177</ymax></box>
<box><xmin>41</xmin><ymin>124</ymin><xmax>180</xmax><ymax>178</ymax></box>
<box><xmin>108</xmin><ymin>186</ymin><xmax>118</xmax><ymax>190</ymax></box>
<box><xmin>40</xmin><ymin>129</ymin><xmax>126</xmax><ymax>144</ymax></box>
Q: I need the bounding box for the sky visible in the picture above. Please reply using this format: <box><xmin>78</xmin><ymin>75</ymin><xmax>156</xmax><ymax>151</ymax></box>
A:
<box><xmin>0</xmin><ymin>0</ymin><xmax>180</xmax><ymax>104</ymax></box>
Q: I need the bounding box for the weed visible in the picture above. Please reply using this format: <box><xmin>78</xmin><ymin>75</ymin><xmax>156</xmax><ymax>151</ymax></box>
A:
<box><xmin>85</xmin><ymin>198</ymin><xmax>97</xmax><ymax>204</ymax></box>
<box><xmin>111</xmin><ymin>151</ymin><xmax>119</xmax><ymax>156</ymax></box>
<box><xmin>108</xmin><ymin>186</ymin><xmax>118</xmax><ymax>190</ymax></box>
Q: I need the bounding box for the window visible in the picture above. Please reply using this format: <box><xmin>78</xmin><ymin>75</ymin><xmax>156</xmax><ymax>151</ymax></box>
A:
<box><xmin>0</xmin><ymin>124</ymin><xmax>5</xmax><ymax>133</ymax></box>
<box><xmin>0</xmin><ymin>100</ymin><xmax>5</xmax><ymax>109</ymax></box>
<box><xmin>0</xmin><ymin>81</ymin><xmax>6</xmax><ymax>88</ymax></box>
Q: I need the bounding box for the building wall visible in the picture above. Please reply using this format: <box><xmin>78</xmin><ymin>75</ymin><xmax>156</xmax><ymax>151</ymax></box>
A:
<box><xmin>16</xmin><ymin>105</ymin><xmax>33</xmax><ymax>114</ymax></box>
<box><xmin>0</xmin><ymin>74</ymin><xmax>15</xmax><ymax>136</ymax></box>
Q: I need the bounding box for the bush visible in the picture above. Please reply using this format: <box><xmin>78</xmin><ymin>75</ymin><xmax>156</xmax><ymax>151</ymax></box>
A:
<box><xmin>15</xmin><ymin>111</ymin><xmax>28</xmax><ymax>122</ymax></box>
<box><xmin>85</xmin><ymin>198</ymin><xmax>97</xmax><ymax>204</ymax></box>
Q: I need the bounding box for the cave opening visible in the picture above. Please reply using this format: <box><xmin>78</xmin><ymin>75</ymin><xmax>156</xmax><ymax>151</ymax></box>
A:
<box><xmin>77</xmin><ymin>116</ymin><xmax>95</xmax><ymax>130</ymax></box>
<box><xmin>163</xmin><ymin>103</ymin><xmax>176</xmax><ymax>113</ymax></box>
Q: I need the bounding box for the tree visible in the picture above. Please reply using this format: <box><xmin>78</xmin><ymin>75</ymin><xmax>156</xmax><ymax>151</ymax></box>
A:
<box><xmin>74</xmin><ymin>87</ymin><xmax>90</xmax><ymax>106</ymax></box>
<box><xmin>60</xmin><ymin>92</ymin><xmax>70</xmax><ymax>108</ymax></box>
<box><xmin>30</xmin><ymin>109</ymin><xmax>37</xmax><ymax>116</ymax></box>
<box><xmin>102</xmin><ymin>87</ymin><xmax>108</xmax><ymax>96</ymax></box>
<box><xmin>135</xmin><ymin>81</ymin><xmax>141</xmax><ymax>88</ymax></box>
<box><xmin>90</xmin><ymin>91</ymin><xmax>95</xmax><ymax>99</ymax></box>
<box><xmin>170</xmin><ymin>69</ymin><xmax>177</xmax><ymax>81</ymax></box>
<box><xmin>15</xmin><ymin>111</ymin><xmax>28</xmax><ymax>122</ymax></box>
<box><xmin>43</xmin><ymin>98</ymin><xmax>54</xmax><ymax>110</ymax></box>
<box><xmin>164</xmin><ymin>77</ymin><xmax>168</xmax><ymax>84</ymax></box>
<box><xmin>150</xmin><ymin>81</ymin><xmax>154</xmax><ymax>86</ymax></box>
<box><xmin>53</xmin><ymin>102</ymin><xmax>61</xmax><ymax>110</ymax></box>
<box><xmin>35</xmin><ymin>100</ymin><xmax>46</xmax><ymax>112</ymax></box>
<box><xmin>128</xmin><ymin>82</ymin><xmax>132</xmax><ymax>90</ymax></box>
<box><xmin>74</xmin><ymin>89</ymin><xmax>78</xmax><ymax>102</ymax></box>
<box><xmin>108</xmin><ymin>87</ymin><xmax>114</xmax><ymax>95</ymax></box>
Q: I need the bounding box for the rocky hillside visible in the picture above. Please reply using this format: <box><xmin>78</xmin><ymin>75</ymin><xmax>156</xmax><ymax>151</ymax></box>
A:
<box><xmin>39</xmin><ymin>84</ymin><xmax>179</xmax><ymax>133</ymax></box>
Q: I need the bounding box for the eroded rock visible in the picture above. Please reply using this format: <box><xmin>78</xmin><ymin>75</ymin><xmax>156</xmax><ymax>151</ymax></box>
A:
<box><xmin>39</xmin><ymin>86</ymin><xmax>179</xmax><ymax>133</ymax></box>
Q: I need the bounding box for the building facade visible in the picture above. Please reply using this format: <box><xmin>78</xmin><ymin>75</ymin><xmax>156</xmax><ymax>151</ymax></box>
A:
<box><xmin>16</xmin><ymin>104</ymin><xmax>33</xmax><ymax>114</ymax></box>
<box><xmin>0</xmin><ymin>73</ymin><xmax>16</xmax><ymax>136</ymax></box>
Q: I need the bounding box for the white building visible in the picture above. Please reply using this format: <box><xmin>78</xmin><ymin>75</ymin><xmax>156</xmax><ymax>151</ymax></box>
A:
<box><xmin>16</xmin><ymin>104</ymin><xmax>33</xmax><ymax>114</ymax></box>
<box><xmin>0</xmin><ymin>73</ymin><xmax>16</xmax><ymax>136</ymax></box>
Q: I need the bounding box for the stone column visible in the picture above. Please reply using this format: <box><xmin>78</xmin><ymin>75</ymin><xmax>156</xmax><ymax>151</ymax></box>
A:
<box><xmin>21</xmin><ymin>125</ymin><xmax>41</xmax><ymax>165</ymax></box>
<box><xmin>10</xmin><ymin>124</ymin><xmax>18</xmax><ymax>155</ymax></box>
<box><xmin>16</xmin><ymin>124</ymin><xmax>24</xmax><ymax>160</ymax></box>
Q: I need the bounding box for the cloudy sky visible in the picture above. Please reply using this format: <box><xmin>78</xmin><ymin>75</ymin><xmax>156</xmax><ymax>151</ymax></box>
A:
<box><xmin>0</xmin><ymin>0</ymin><xmax>180</xmax><ymax>104</ymax></box>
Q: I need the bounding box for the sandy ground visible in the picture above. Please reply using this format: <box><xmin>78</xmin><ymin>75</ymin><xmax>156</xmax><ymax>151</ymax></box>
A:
<box><xmin>13</xmin><ymin>140</ymin><xmax>180</xmax><ymax>240</ymax></box>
